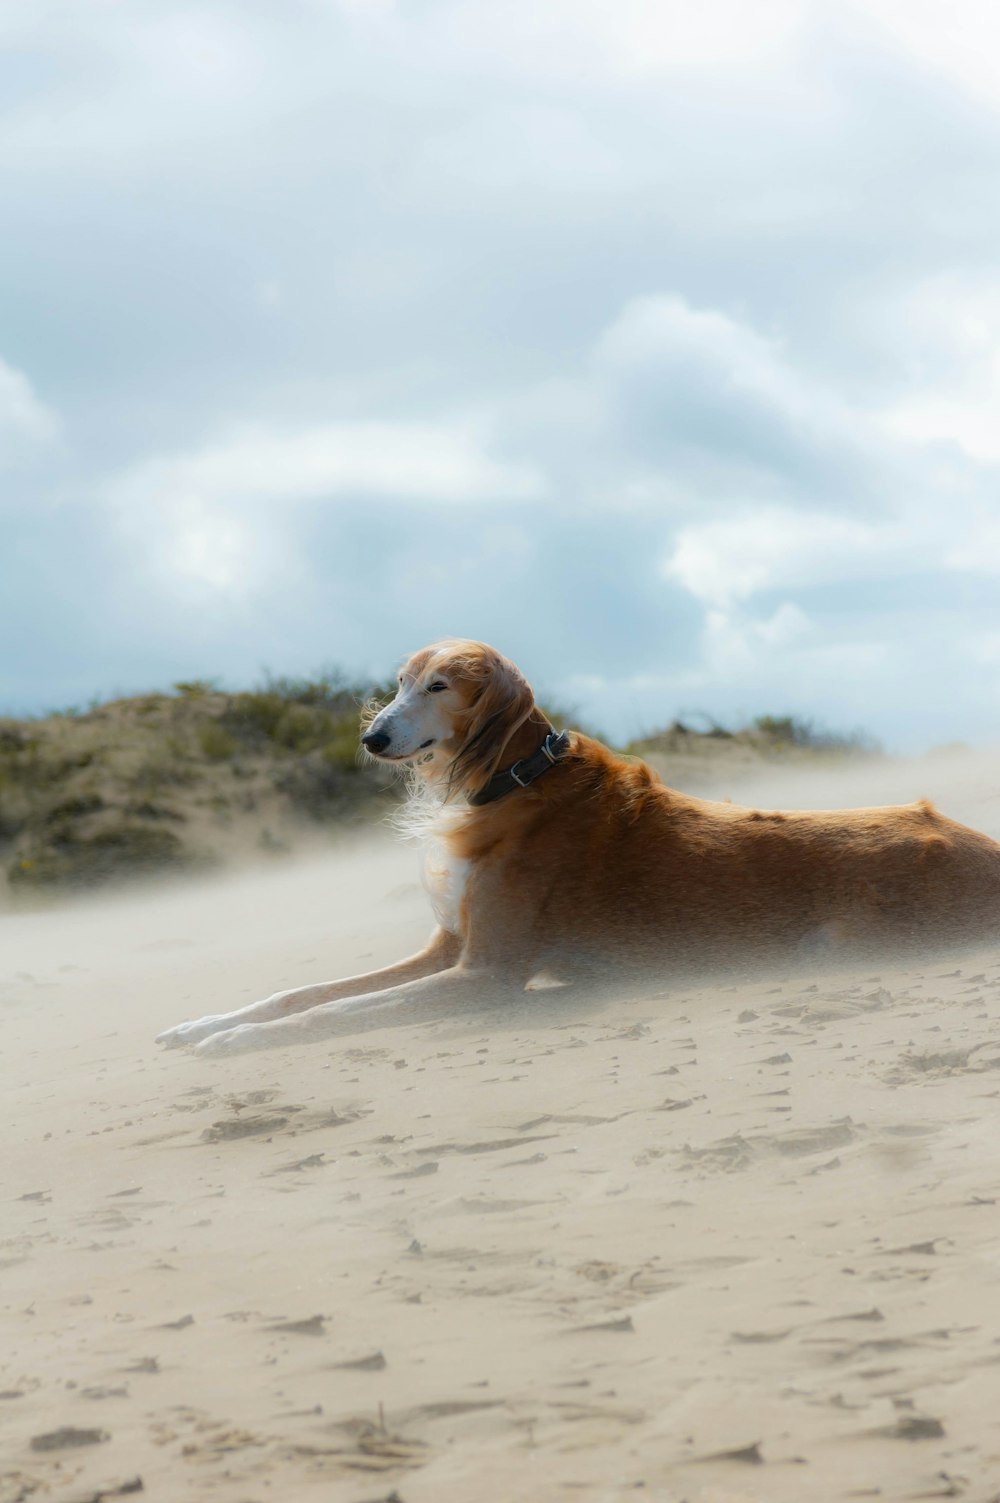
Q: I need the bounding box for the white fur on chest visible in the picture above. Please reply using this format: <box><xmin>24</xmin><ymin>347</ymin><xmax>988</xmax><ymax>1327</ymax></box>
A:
<box><xmin>421</xmin><ymin>839</ymin><xmax>470</xmax><ymax>935</ymax></box>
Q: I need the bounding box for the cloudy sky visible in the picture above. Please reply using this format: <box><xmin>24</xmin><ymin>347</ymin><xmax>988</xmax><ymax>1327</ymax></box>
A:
<box><xmin>5</xmin><ymin>0</ymin><xmax>1000</xmax><ymax>750</ymax></box>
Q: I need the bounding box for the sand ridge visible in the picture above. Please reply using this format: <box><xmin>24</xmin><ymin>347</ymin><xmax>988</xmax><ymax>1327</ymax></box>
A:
<box><xmin>4</xmin><ymin>801</ymin><xmax>1000</xmax><ymax>1500</ymax></box>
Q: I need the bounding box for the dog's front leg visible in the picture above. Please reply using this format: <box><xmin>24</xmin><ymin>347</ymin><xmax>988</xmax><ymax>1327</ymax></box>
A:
<box><xmin>193</xmin><ymin>965</ymin><xmax>519</xmax><ymax>1056</ymax></box>
<box><xmin>156</xmin><ymin>928</ymin><xmax>460</xmax><ymax>1049</ymax></box>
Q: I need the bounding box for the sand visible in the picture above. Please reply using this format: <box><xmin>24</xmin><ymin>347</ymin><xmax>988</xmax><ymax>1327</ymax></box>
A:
<box><xmin>5</xmin><ymin>753</ymin><xmax>1000</xmax><ymax>1503</ymax></box>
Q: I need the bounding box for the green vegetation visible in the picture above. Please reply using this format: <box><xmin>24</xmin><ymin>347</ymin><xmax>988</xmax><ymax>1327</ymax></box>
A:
<box><xmin>197</xmin><ymin>723</ymin><xmax>238</xmax><ymax>761</ymax></box>
<box><xmin>627</xmin><ymin>713</ymin><xmax>878</xmax><ymax>760</ymax></box>
<box><xmin>0</xmin><ymin>671</ymin><xmax>396</xmax><ymax>901</ymax></box>
<box><xmin>749</xmin><ymin>714</ymin><xmax>877</xmax><ymax>755</ymax></box>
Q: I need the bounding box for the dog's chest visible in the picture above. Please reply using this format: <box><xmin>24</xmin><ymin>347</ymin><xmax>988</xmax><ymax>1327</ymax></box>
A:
<box><xmin>421</xmin><ymin>840</ymin><xmax>470</xmax><ymax>935</ymax></box>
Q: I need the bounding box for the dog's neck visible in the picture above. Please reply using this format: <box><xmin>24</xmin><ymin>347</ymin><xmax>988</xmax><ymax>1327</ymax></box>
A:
<box><xmin>406</xmin><ymin>704</ymin><xmax>554</xmax><ymax>812</ymax></box>
<box><xmin>494</xmin><ymin>706</ymin><xmax>554</xmax><ymax>770</ymax></box>
<box><xmin>465</xmin><ymin>707</ymin><xmax>570</xmax><ymax>808</ymax></box>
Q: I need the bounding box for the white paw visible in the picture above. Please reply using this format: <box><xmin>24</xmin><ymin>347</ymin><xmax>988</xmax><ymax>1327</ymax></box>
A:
<box><xmin>194</xmin><ymin>1024</ymin><xmax>267</xmax><ymax>1057</ymax></box>
<box><xmin>156</xmin><ymin>1015</ymin><xmax>229</xmax><ymax>1049</ymax></box>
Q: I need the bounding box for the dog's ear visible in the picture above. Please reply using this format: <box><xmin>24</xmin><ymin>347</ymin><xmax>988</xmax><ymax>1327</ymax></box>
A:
<box><xmin>448</xmin><ymin>649</ymin><xmax>535</xmax><ymax>798</ymax></box>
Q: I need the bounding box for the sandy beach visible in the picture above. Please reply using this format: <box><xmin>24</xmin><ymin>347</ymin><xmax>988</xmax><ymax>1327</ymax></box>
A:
<box><xmin>5</xmin><ymin>753</ymin><xmax>1000</xmax><ymax>1502</ymax></box>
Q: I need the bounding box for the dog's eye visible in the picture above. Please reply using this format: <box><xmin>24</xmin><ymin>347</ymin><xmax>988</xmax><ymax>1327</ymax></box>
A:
<box><xmin>427</xmin><ymin>682</ymin><xmax>447</xmax><ymax>694</ymax></box>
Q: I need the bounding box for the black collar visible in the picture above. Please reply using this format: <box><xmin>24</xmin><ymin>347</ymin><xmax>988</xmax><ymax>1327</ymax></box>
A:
<box><xmin>468</xmin><ymin>728</ymin><xmax>572</xmax><ymax>807</ymax></box>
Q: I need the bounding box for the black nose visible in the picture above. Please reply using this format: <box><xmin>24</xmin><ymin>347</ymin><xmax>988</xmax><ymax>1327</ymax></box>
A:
<box><xmin>362</xmin><ymin>730</ymin><xmax>391</xmax><ymax>755</ymax></box>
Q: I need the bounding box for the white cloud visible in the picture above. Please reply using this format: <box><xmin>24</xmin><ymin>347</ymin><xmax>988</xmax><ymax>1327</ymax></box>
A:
<box><xmin>159</xmin><ymin>499</ymin><xmax>262</xmax><ymax>596</ymax></box>
<box><xmin>109</xmin><ymin>419</ymin><xmax>543</xmax><ymax>512</ymax></box>
<box><xmin>945</xmin><ymin>512</ymin><xmax>1000</xmax><ymax>577</ymax></box>
<box><xmin>702</xmin><ymin>600</ymin><xmax>813</xmax><ymax>673</ymax></box>
<box><xmin>873</xmin><ymin>273</ymin><xmax>1000</xmax><ymax>461</ymax></box>
<box><xmin>100</xmin><ymin>417</ymin><xmax>543</xmax><ymax>596</ymax></box>
<box><xmin>881</xmin><ymin>390</ymin><xmax>1000</xmax><ymax>463</ymax></box>
<box><xmin>587</xmin><ymin>293</ymin><xmax>884</xmax><ymax>511</ymax></box>
<box><xmin>0</xmin><ymin>6</ymin><xmax>269</xmax><ymax>174</ymax></box>
<box><xmin>416</xmin><ymin>104</ymin><xmax>632</xmax><ymax>192</ymax></box>
<box><xmin>594</xmin><ymin>297</ymin><xmax>805</xmax><ymax>414</ymax></box>
<box><xmin>0</xmin><ymin>355</ymin><xmax>57</xmax><ymax>464</ymax></box>
<box><xmin>664</xmin><ymin>508</ymin><xmax>889</xmax><ymax>608</ymax></box>
<box><xmin>0</xmin><ymin>0</ymin><xmax>815</xmax><ymax>187</ymax></box>
<box><xmin>407</xmin><ymin>0</ymin><xmax>808</xmax><ymax>84</ymax></box>
<box><xmin>861</xmin><ymin>0</ymin><xmax>1000</xmax><ymax>110</ymax></box>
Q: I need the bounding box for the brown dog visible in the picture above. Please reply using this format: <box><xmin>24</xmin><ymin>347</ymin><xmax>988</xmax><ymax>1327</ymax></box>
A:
<box><xmin>157</xmin><ymin>639</ymin><xmax>1000</xmax><ymax>1054</ymax></box>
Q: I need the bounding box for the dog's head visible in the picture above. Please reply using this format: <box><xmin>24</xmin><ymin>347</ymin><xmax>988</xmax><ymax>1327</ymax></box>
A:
<box><xmin>361</xmin><ymin>639</ymin><xmax>537</xmax><ymax>798</ymax></box>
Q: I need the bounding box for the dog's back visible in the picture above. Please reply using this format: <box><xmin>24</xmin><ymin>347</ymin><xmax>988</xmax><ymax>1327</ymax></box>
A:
<box><xmin>450</xmin><ymin>734</ymin><xmax>1000</xmax><ymax>974</ymax></box>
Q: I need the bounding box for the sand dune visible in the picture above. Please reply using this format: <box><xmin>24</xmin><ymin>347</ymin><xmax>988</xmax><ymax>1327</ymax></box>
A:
<box><xmin>4</xmin><ymin>755</ymin><xmax>1000</xmax><ymax>1502</ymax></box>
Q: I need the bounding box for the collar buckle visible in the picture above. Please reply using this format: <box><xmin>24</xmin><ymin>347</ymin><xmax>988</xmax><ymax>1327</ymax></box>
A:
<box><xmin>539</xmin><ymin>732</ymin><xmax>560</xmax><ymax>764</ymax></box>
<box><xmin>469</xmin><ymin>727</ymin><xmax>571</xmax><ymax>807</ymax></box>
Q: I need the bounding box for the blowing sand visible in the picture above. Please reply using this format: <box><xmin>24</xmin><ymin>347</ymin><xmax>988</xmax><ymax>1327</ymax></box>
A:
<box><xmin>5</xmin><ymin>753</ymin><xmax>1000</xmax><ymax>1502</ymax></box>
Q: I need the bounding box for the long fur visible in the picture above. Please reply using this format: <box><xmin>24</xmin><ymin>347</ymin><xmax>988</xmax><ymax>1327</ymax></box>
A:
<box><xmin>439</xmin><ymin>645</ymin><xmax>536</xmax><ymax>799</ymax></box>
